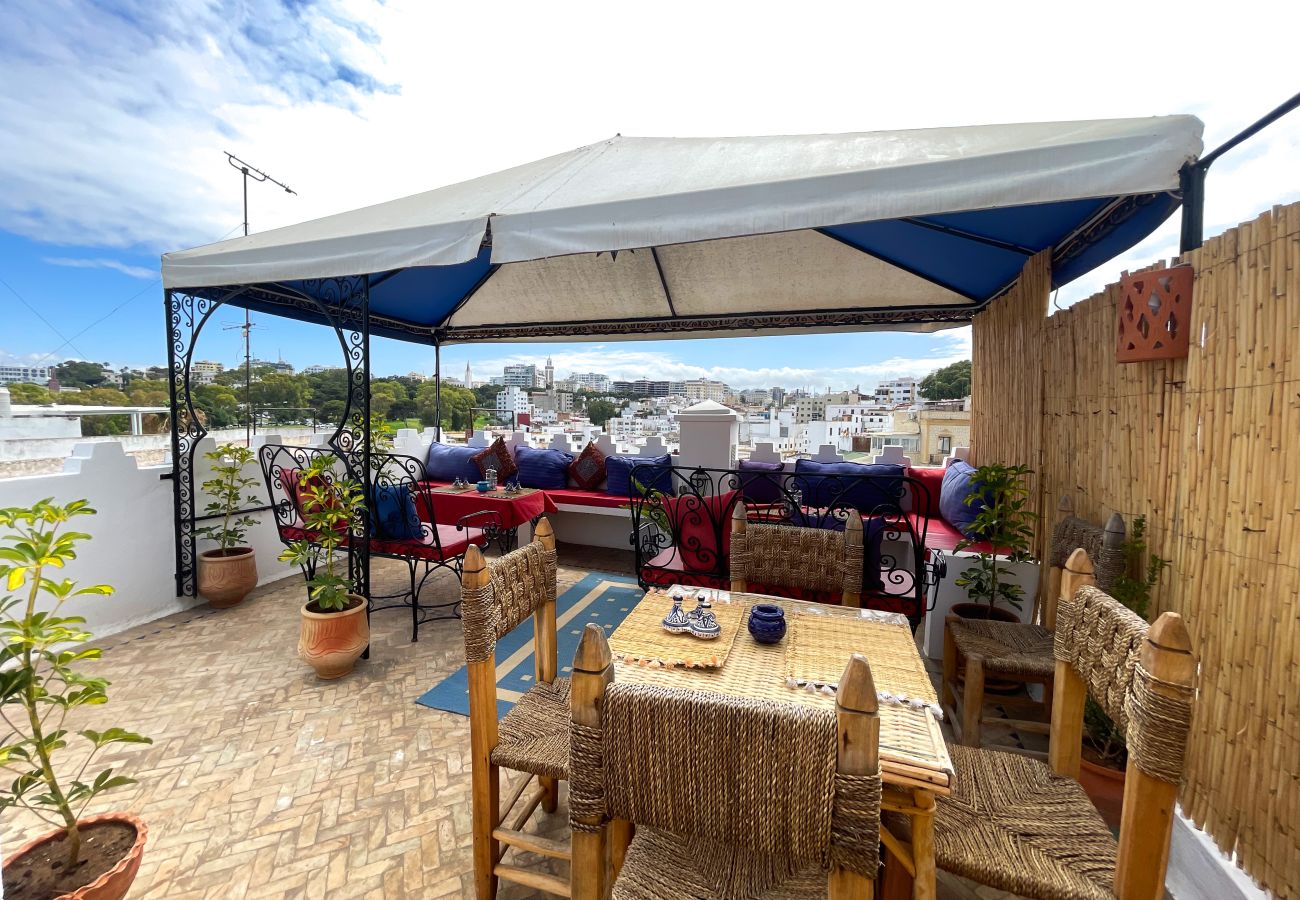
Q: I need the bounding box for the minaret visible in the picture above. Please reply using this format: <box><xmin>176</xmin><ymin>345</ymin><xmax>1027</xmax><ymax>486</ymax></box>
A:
<box><xmin>544</xmin><ymin>356</ymin><xmax>554</xmax><ymax>388</ymax></box>
<box><xmin>464</xmin><ymin>361</ymin><xmax>473</xmax><ymax>388</ymax></box>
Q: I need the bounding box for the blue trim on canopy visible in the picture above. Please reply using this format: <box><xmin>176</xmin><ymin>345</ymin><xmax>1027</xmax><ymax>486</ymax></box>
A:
<box><xmin>184</xmin><ymin>193</ymin><xmax>1180</xmax><ymax>342</ymax></box>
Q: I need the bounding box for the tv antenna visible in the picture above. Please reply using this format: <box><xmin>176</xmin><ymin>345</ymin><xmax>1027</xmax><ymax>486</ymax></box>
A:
<box><xmin>224</xmin><ymin>152</ymin><xmax>296</xmax><ymax>445</ymax></box>
<box><xmin>222</xmin><ymin>320</ymin><xmax>264</xmax><ymax>443</ymax></box>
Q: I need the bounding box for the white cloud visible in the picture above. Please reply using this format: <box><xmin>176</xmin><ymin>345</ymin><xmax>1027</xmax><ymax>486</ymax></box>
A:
<box><xmin>42</xmin><ymin>257</ymin><xmax>156</xmax><ymax>279</ymax></box>
<box><xmin>465</xmin><ymin>327</ymin><xmax>971</xmax><ymax>391</ymax></box>
<box><xmin>2</xmin><ymin>0</ymin><xmax>1298</xmax><ymax>266</ymax></box>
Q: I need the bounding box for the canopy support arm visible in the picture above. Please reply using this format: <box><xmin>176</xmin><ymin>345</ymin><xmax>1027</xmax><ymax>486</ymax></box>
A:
<box><xmin>650</xmin><ymin>247</ymin><xmax>677</xmax><ymax>316</ymax></box>
<box><xmin>1181</xmin><ymin>89</ymin><xmax>1300</xmax><ymax>253</ymax></box>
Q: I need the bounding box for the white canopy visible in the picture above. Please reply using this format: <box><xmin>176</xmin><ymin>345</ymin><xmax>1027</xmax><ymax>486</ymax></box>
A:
<box><xmin>162</xmin><ymin>116</ymin><xmax>1202</xmax><ymax>343</ymax></box>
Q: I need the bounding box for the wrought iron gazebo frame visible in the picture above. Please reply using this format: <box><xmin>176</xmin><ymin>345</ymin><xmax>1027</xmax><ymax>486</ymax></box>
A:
<box><xmin>165</xmin><ymin>275</ymin><xmax>374</xmax><ymax>601</ymax></box>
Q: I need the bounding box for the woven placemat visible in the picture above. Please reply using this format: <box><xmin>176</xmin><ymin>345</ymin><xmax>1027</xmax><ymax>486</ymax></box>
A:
<box><xmin>609</xmin><ymin>588</ymin><xmax>745</xmax><ymax>669</ymax></box>
<box><xmin>431</xmin><ymin>485</ymin><xmax>541</xmax><ymax>499</ymax></box>
<box><xmin>784</xmin><ymin>610</ymin><xmax>941</xmax><ymax>717</ymax></box>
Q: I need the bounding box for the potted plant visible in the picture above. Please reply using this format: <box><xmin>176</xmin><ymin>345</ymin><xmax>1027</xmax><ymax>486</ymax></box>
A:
<box><xmin>277</xmin><ymin>456</ymin><xmax>369</xmax><ymax>680</ymax></box>
<box><xmin>0</xmin><ymin>499</ymin><xmax>152</xmax><ymax>899</ymax></box>
<box><xmin>952</xmin><ymin>463</ymin><xmax>1037</xmax><ymax>623</ymax></box>
<box><xmin>1078</xmin><ymin>515</ymin><xmax>1168</xmax><ymax>827</ymax></box>
<box><xmin>196</xmin><ymin>443</ymin><xmax>261</xmax><ymax>608</ymax></box>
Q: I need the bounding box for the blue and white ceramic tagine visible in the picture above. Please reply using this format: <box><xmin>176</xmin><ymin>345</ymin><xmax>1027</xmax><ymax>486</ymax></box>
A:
<box><xmin>662</xmin><ymin>592</ymin><xmax>692</xmax><ymax>634</ymax></box>
<box><xmin>747</xmin><ymin>603</ymin><xmax>787</xmax><ymax>644</ymax></box>
<box><xmin>689</xmin><ymin>591</ymin><xmax>721</xmax><ymax>640</ymax></box>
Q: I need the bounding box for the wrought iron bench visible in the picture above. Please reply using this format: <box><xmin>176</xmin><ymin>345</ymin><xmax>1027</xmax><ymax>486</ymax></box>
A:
<box><xmin>628</xmin><ymin>464</ymin><xmax>943</xmax><ymax>630</ymax></box>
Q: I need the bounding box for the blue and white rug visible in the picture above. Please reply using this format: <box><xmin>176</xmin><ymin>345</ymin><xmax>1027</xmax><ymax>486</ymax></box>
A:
<box><xmin>415</xmin><ymin>571</ymin><xmax>642</xmax><ymax>718</ymax></box>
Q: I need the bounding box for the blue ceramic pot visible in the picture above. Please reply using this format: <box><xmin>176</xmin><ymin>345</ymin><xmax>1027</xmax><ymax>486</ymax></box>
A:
<box><xmin>747</xmin><ymin>604</ymin><xmax>787</xmax><ymax>644</ymax></box>
<box><xmin>476</xmin><ymin>480</ymin><xmax>491</xmax><ymax>493</ymax></box>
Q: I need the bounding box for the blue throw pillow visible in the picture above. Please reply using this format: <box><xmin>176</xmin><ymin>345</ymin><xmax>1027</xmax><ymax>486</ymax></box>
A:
<box><xmin>792</xmin><ymin>459</ymin><xmax>904</xmax><ymax>513</ymax></box>
<box><xmin>606</xmin><ymin>454</ymin><xmax>673</xmax><ymax>497</ymax></box>
<box><xmin>371</xmin><ymin>484</ymin><xmax>424</xmax><ymax>541</ymax></box>
<box><xmin>515</xmin><ymin>446</ymin><xmax>573</xmax><ymax>490</ymax></box>
<box><xmin>738</xmin><ymin>459</ymin><xmax>785</xmax><ymax>504</ymax></box>
<box><xmin>939</xmin><ymin>460</ymin><xmax>985</xmax><ymax>538</ymax></box>
<box><xmin>425</xmin><ymin>442</ymin><xmax>481</xmax><ymax>483</ymax></box>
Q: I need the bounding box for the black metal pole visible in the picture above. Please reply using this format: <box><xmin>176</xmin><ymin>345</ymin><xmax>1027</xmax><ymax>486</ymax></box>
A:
<box><xmin>1179</xmin><ymin>90</ymin><xmax>1300</xmax><ymax>254</ymax></box>
<box><xmin>1178</xmin><ymin>162</ymin><xmax>1206</xmax><ymax>254</ymax></box>
<box><xmin>434</xmin><ymin>338</ymin><xmax>442</xmax><ymax>442</ymax></box>
<box><xmin>164</xmin><ymin>289</ymin><xmax>187</xmax><ymax>597</ymax></box>
<box><xmin>242</xmin><ymin>167</ymin><xmax>252</xmax><ymax>446</ymax></box>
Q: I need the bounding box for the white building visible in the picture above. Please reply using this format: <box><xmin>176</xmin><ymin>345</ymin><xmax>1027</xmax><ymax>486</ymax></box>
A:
<box><xmin>571</xmin><ymin>372</ymin><xmax>611</xmax><ymax>393</ymax></box>
<box><xmin>739</xmin><ymin>388</ymin><xmax>772</xmax><ymax>406</ymax></box>
<box><xmin>494</xmin><ymin>386</ymin><xmax>532</xmax><ymax>421</ymax></box>
<box><xmin>793</xmin><ymin>396</ymin><xmax>825</xmax><ymax>424</ymax></box>
<box><xmin>683</xmin><ymin>378</ymin><xmax>728</xmax><ymax>403</ymax></box>
<box><xmin>543</xmin><ymin>357</ymin><xmax>554</xmax><ymax>388</ymax></box>
<box><xmin>192</xmin><ymin>360</ymin><xmax>224</xmax><ymax>384</ymax></box>
<box><xmin>503</xmin><ymin>364</ymin><xmax>539</xmax><ymax>389</ymax></box>
<box><xmin>0</xmin><ymin>364</ymin><xmax>52</xmax><ymax>385</ymax></box>
<box><xmin>874</xmin><ymin>376</ymin><xmax>920</xmax><ymax>406</ymax></box>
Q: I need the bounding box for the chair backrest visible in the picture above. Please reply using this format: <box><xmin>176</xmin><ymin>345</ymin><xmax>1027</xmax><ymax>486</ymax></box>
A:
<box><xmin>1049</xmin><ymin>547</ymin><xmax>1196</xmax><ymax>900</ymax></box>
<box><xmin>1043</xmin><ymin>496</ymin><xmax>1125</xmax><ymax>628</ymax></box>
<box><xmin>569</xmin><ymin>625</ymin><xmax>880</xmax><ymax>899</ymax></box>
<box><xmin>730</xmin><ymin>501</ymin><xmax>864</xmax><ymax>605</ymax></box>
<box><xmin>460</xmin><ymin>519</ymin><xmax>558</xmax><ymax>675</ymax></box>
<box><xmin>257</xmin><ymin>443</ymin><xmax>352</xmax><ymax>541</ymax></box>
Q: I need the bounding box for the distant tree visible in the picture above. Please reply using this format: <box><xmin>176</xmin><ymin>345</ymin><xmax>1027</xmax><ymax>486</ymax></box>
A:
<box><xmin>587</xmin><ymin>399</ymin><xmax>618</xmax><ymax>427</ymax></box>
<box><xmin>144</xmin><ymin>366</ymin><xmax>170</xmax><ymax>381</ymax></box>
<box><xmin>369</xmin><ymin>380</ymin><xmax>407</xmax><ymax>419</ymax></box>
<box><xmin>193</xmin><ymin>384</ymin><xmax>241</xmax><ymax>429</ymax></box>
<box><xmin>6</xmin><ymin>382</ymin><xmax>52</xmax><ymax>405</ymax></box>
<box><xmin>54</xmin><ymin>360</ymin><xmax>109</xmax><ymax>388</ymax></box>
<box><xmin>250</xmin><ymin>373</ymin><xmax>308</xmax><ymax>423</ymax></box>
<box><xmin>416</xmin><ymin>382</ymin><xmax>475</xmax><ymax>430</ymax></box>
<box><xmin>62</xmin><ymin>387</ymin><xmax>130</xmax><ymax>406</ymax></box>
<box><xmin>125</xmin><ymin>379</ymin><xmax>170</xmax><ymax>407</ymax></box>
<box><xmin>919</xmin><ymin>360</ymin><xmax>972</xmax><ymax>401</ymax></box>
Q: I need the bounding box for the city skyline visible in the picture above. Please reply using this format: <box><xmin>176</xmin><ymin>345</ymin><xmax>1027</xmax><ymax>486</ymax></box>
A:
<box><xmin>0</xmin><ymin>337</ymin><xmax>963</xmax><ymax>397</ymax></box>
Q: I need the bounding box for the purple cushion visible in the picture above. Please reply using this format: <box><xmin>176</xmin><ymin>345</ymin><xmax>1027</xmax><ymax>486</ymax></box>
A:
<box><xmin>792</xmin><ymin>459</ymin><xmax>904</xmax><ymax>513</ymax></box>
<box><xmin>606</xmin><ymin>454</ymin><xmax>673</xmax><ymax>497</ymax></box>
<box><xmin>738</xmin><ymin>459</ymin><xmax>785</xmax><ymax>504</ymax></box>
<box><xmin>515</xmin><ymin>446</ymin><xmax>573</xmax><ymax>490</ymax></box>
<box><xmin>425</xmin><ymin>442</ymin><xmax>481</xmax><ymax>482</ymax></box>
<box><xmin>939</xmin><ymin>459</ymin><xmax>985</xmax><ymax>538</ymax></box>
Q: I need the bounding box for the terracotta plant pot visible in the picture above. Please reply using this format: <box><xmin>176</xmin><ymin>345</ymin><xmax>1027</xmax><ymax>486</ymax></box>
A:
<box><xmin>2</xmin><ymin>812</ymin><xmax>147</xmax><ymax>900</ymax></box>
<box><xmin>950</xmin><ymin>602</ymin><xmax>1020</xmax><ymax>623</ymax></box>
<box><xmin>1079</xmin><ymin>757</ymin><xmax>1126</xmax><ymax>830</ymax></box>
<box><xmin>299</xmin><ymin>594</ymin><xmax>369</xmax><ymax>680</ymax></box>
<box><xmin>197</xmin><ymin>547</ymin><xmax>258</xmax><ymax>608</ymax></box>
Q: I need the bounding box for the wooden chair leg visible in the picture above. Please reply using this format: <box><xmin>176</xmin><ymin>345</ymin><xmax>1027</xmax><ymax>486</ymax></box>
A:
<box><xmin>941</xmin><ymin>618</ymin><xmax>958</xmax><ymax>711</ymax></box>
<box><xmin>961</xmin><ymin>658</ymin><xmax>984</xmax><ymax>748</ymax></box>
<box><xmin>470</xmin><ymin>756</ymin><xmax>500</xmax><ymax>899</ymax></box>
<box><xmin>539</xmin><ymin>775</ymin><xmax>558</xmax><ymax>814</ymax></box>
<box><xmin>911</xmin><ymin>791</ymin><xmax>937</xmax><ymax>900</ymax></box>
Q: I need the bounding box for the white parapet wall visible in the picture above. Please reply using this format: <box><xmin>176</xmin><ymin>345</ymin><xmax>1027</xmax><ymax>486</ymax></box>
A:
<box><xmin>0</xmin><ymin>440</ymin><xmax>299</xmax><ymax>640</ymax></box>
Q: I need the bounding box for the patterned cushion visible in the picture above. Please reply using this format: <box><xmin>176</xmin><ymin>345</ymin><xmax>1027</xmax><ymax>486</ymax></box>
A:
<box><xmin>515</xmin><ymin>446</ymin><xmax>573</xmax><ymax>490</ymax></box>
<box><xmin>568</xmin><ymin>441</ymin><xmax>608</xmax><ymax>491</ymax></box>
<box><xmin>472</xmin><ymin>437</ymin><xmax>518</xmax><ymax>482</ymax></box>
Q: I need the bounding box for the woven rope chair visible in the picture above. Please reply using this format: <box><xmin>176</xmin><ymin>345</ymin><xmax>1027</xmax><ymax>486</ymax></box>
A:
<box><xmin>925</xmin><ymin>548</ymin><xmax>1197</xmax><ymax>900</ymax></box>
<box><xmin>568</xmin><ymin>624</ymin><xmax>883</xmax><ymax>900</ymax></box>
<box><xmin>941</xmin><ymin>499</ymin><xmax>1126</xmax><ymax>756</ymax></box>
<box><xmin>730</xmin><ymin>501</ymin><xmax>865</xmax><ymax>606</ymax></box>
<box><xmin>460</xmin><ymin>518</ymin><xmax>570</xmax><ymax>899</ymax></box>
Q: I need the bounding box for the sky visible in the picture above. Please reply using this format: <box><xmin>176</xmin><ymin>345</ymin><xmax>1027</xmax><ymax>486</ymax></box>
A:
<box><xmin>1</xmin><ymin>0</ymin><xmax>1297</xmax><ymax>391</ymax></box>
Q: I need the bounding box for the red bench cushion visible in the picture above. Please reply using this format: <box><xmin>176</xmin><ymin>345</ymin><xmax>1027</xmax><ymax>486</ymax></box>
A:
<box><xmin>545</xmin><ymin>488</ymin><xmax>630</xmax><ymax>510</ymax></box>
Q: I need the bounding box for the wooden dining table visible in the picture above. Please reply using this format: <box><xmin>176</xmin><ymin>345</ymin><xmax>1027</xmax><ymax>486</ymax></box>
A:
<box><xmin>608</xmin><ymin>585</ymin><xmax>953</xmax><ymax>900</ymax></box>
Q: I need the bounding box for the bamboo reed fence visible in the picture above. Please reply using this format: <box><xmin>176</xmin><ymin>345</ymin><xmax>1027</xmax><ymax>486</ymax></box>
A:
<box><xmin>970</xmin><ymin>203</ymin><xmax>1299</xmax><ymax>898</ymax></box>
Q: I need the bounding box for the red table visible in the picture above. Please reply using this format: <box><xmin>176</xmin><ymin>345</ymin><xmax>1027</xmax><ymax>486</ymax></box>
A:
<box><xmin>417</xmin><ymin>482</ymin><xmax>558</xmax><ymax>550</ymax></box>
